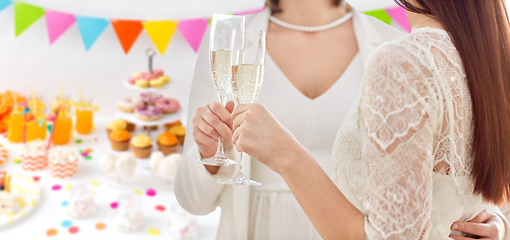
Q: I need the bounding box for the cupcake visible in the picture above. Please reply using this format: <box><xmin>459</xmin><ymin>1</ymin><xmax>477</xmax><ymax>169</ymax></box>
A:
<box><xmin>157</xmin><ymin>132</ymin><xmax>178</xmax><ymax>156</ymax></box>
<box><xmin>169</xmin><ymin>125</ymin><xmax>186</xmax><ymax>146</ymax></box>
<box><xmin>21</xmin><ymin>140</ymin><xmax>48</xmax><ymax>171</ymax></box>
<box><xmin>49</xmin><ymin>146</ymin><xmax>79</xmax><ymax>178</ymax></box>
<box><xmin>164</xmin><ymin>120</ymin><xmax>181</xmax><ymax>132</ymax></box>
<box><xmin>110</xmin><ymin>129</ymin><xmax>131</xmax><ymax>151</ymax></box>
<box><xmin>130</xmin><ymin>134</ymin><xmax>152</xmax><ymax>159</ymax></box>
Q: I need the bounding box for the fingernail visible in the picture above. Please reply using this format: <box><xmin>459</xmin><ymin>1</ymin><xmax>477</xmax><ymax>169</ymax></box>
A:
<box><xmin>451</xmin><ymin>224</ymin><xmax>458</xmax><ymax>230</ymax></box>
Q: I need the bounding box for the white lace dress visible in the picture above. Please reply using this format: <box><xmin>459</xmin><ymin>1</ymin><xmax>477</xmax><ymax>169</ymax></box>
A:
<box><xmin>332</xmin><ymin>27</ymin><xmax>504</xmax><ymax>239</ymax></box>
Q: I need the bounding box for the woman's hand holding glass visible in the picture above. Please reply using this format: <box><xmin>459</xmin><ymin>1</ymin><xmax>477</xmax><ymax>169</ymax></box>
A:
<box><xmin>193</xmin><ymin>101</ymin><xmax>235</xmax><ymax>161</ymax></box>
<box><xmin>231</xmin><ymin>103</ymin><xmax>307</xmax><ymax>174</ymax></box>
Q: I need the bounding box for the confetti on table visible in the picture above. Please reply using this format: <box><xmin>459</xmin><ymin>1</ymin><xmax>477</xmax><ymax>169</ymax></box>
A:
<box><xmin>62</xmin><ymin>201</ymin><xmax>68</xmax><ymax>207</ymax></box>
<box><xmin>75</xmin><ymin>139</ymin><xmax>82</xmax><ymax>144</ymax></box>
<box><xmin>32</xmin><ymin>176</ymin><xmax>40</xmax><ymax>182</ymax></box>
<box><xmin>95</xmin><ymin>222</ymin><xmax>106</xmax><ymax>230</ymax></box>
<box><xmin>148</xmin><ymin>228</ymin><xmax>161</xmax><ymax>236</ymax></box>
<box><xmin>52</xmin><ymin>185</ymin><xmax>62</xmax><ymax>191</ymax></box>
<box><xmin>85</xmin><ymin>148</ymin><xmax>93</xmax><ymax>153</ymax></box>
<box><xmin>65</xmin><ymin>184</ymin><xmax>73</xmax><ymax>191</ymax></box>
<box><xmin>110</xmin><ymin>202</ymin><xmax>118</xmax><ymax>209</ymax></box>
<box><xmin>79</xmin><ymin>149</ymin><xmax>83</xmax><ymax>154</ymax></box>
<box><xmin>146</xmin><ymin>188</ymin><xmax>156</xmax><ymax>197</ymax></box>
<box><xmin>155</xmin><ymin>205</ymin><xmax>165</xmax><ymax>212</ymax></box>
<box><xmin>81</xmin><ymin>152</ymin><xmax>88</xmax><ymax>157</ymax></box>
<box><xmin>133</xmin><ymin>190</ymin><xmax>142</xmax><ymax>195</ymax></box>
<box><xmin>91</xmin><ymin>180</ymin><xmax>99</xmax><ymax>186</ymax></box>
<box><xmin>69</xmin><ymin>226</ymin><xmax>79</xmax><ymax>234</ymax></box>
<box><xmin>61</xmin><ymin>220</ymin><xmax>73</xmax><ymax>228</ymax></box>
<box><xmin>84</xmin><ymin>156</ymin><xmax>92</xmax><ymax>160</ymax></box>
<box><xmin>94</xmin><ymin>137</ymin><xmax>98</xmax><ymax>141</ymax></box>
<box><xmin>13</xmin><ymin>158</ymin><xmax>21</xmax><ymax>164</ymax></box>
<box><xmin>46</xmin><ymin>228</ymin><xmax>58</xmax><ymax>237</ymax></box>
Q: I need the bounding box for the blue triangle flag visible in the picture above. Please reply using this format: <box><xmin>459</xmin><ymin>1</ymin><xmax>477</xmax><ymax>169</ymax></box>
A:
<box><xmin>76</xmin><ymin>16</ymin><xmax>109</xmax><ymax>51</ymax></box>
<box><xmin>0</xmin><ymin>0</ymin><xmax>12</xmax><ymax>12</ymax></box>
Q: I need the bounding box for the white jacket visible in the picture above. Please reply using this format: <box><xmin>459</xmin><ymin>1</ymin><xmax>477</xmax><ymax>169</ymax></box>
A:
<box><xmin>174</xmin><ymin>7</ymin><xmax>407</xmax><ymax>240</ymax></box>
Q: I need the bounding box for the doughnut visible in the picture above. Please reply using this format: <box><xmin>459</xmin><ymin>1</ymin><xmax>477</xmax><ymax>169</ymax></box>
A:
<box><xmin>154</xmin><ymin>98</ymin><xmax>180</xmax><ymax>114</ymax></box>
<box><xmin>140</xmin><ymin>93</ymin><xmax>163</xmax><ymax>104</ymax></box>
<box><xmin>152</xmin><ymin>69</ymin><xmax>164</xmax><ymax>78</ymax></box>
<box><xmin>135</xmin><ymin>105</ymin><xmax>163</xmax><ymax>121</ymax></box>
<box><xmin>117</xmin><ymin>97</ymin><xmax>144</xmax><ymax>113</ymax></box>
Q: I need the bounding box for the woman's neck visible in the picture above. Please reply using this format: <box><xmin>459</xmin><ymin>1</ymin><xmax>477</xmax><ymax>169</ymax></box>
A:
<box><xmin>273</xmin><ymin>0</ymin><xmax>348</xmax><ymax>26</ymax></box>
<box><xmin>407</xmin><ymin>11</ymin><xmax>445</xmax><ymax>31</ymax></box>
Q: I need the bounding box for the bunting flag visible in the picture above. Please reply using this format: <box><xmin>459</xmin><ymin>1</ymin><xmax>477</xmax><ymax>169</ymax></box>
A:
<box><xmin>112</xmin><ymin>20</ymin><xmax>143</xmax><ymax>54</ymax></box>
<box><xmin>76</xmin><ymin>16</ymin><xmax>110</xmax><ymax>51</ymax></box>
<box><xmin>385</xmin><ymin>6</ymin><xmax>410</xmax><ymax>33</ymax></box>
<box><xmin>45</xmin><ymin>10</ymin><xmax>75</xmax><ymax>44</ymax></box>
<box><xmin>143</xmin><ymin>20</ymin><xmax>178</xmax><ymax>55</ymax></box>
<box><xmin>234</xmin><ymin>7</ymin><xmax>265</xmax><ymax>15</ymax></box>
<box><xmin>14</xmin><ymin>2</ymin><xmax>44</xmax><ymax>37</ymax></box>
<box><xmin>178</xmin><ymin>18</ymin><xmax>209</xmax><ymax>53</ymax></box>
<box><xmin>0</xmin><ymin>0</ymin><xmax>12</xmax><ymax>13</ymax></box>
<box><xmin>363</xmin><ymin>9</ymin><xmax>392</xmax><ymax>25</ymax></box>
<box><xmin>1</xmin><ymin>2</ymin><xmax>411</xmax><ymax>54</ymax></box>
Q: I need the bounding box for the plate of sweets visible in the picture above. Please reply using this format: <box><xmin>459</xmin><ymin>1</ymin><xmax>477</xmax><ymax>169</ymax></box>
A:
<box><xmin>124</xmin><ymin>69</ymin><xmax>171</xmax><ymax>90</ymax></box>
<box><xmin>0</xmin><ymin>171</ymin><xmax>41</xmax><ymax>227</ymax></box>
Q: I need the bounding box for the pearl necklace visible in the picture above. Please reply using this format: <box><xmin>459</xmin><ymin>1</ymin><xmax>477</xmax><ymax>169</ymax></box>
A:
<box><xmin>269</xmin><ymin>12</ymin><xmax>353</xmax><ymax>32</ymax></box>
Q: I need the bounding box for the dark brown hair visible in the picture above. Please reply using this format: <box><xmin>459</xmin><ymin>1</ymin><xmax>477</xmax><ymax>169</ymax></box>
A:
<box><xmin>266</xmin><ymin>0</ymin><xmax>343</xmax><ymax>13</ymax></box>
<box><xmin>395</xmin><ymin>0</ymin><xmax>510</xmax><ymax>205</ymax></box>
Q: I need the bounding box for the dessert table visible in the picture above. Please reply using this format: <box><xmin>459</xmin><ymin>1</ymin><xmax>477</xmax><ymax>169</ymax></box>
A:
<box><xmin>0</xmin><ymin>116</ymin><xmax>220</xmax><ymax>239</ymax></box>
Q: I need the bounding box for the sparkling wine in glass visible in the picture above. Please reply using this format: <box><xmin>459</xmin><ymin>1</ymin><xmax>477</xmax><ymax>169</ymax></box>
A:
<box><xmin>200</xmin><ymin>14</ymin><xmax>245</xmax><ymax>167</ymax></box>
<box><xmin>217</xmin><ymin>29</ymin><xmax>266</xmax><ymax>187</ymax></box>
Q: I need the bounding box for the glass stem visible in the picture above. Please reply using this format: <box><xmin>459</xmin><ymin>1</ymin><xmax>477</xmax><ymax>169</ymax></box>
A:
<box><xmin>214</xmin><ymin>95</ymin><xmax>228</xmax><ymax>157</ymax></box>
<box><xmin>238</xmin><ymin>152</ymin><xmax>245</xmax><ymax>176</ymax></box>
<box><xmin>216</xmin><ymin>137</ymin><xmax>225</xmax><ymax>156</ymax></box>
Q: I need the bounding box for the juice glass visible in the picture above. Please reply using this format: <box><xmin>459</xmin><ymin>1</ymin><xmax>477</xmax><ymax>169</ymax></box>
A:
<box><xmin>52</xmin><ymin>97</ymin><xmax>72</xmax><ymax>145</ymax></box>
<box><xmin>75</xmin><ymin>98</ymin><xmax>94</xmax><ymax>135</ymax></box>
<box><xmin>7</xmin><ymin>112</ymin><xmax>24</xmax><ymax>143</ymax></box>
<box><xmin>27</xmin><ymin>118</ymin><xmax>46</xmax><ymax>142</ymax></box>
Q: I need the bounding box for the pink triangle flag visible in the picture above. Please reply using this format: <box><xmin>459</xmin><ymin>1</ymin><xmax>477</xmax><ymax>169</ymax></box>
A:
<box><xmin>234</xmin><ymin>7</ymin><xmax>265</xmax><ymax>15</ymax></box>
<box><xmin>385</xmin><ymin>6</ymin><xmax>410</xmax><ymax>33</ymax></box>
<box><xmin>177</xmin><ymin>18</ymin><xmax>209</xmax><ymax>53</ymax></box>
<box><xmin>45</xmin><ymin>9</ymin><xmax>76</xmax><ymax>44</ymax></box>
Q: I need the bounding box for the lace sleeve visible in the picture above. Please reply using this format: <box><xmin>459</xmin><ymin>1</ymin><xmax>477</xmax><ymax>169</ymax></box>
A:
<box><xmin>359</xmin><ymin>42</ymin><xmax>442</xmax><ymax>239</ymax></box>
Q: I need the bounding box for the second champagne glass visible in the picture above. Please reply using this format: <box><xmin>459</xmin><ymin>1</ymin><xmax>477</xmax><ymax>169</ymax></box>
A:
<box><xmin>217</xmin><ymin>29</ymin><xmax>266</xmax><ymax>186</ymax></box>
<box><xmin>200</xmin><ymin>14</ymin><xmax>245</xmax><ymax>166</ymax></box>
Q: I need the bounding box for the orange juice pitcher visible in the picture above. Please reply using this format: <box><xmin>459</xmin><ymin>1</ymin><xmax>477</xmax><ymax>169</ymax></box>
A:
<box><xmin>75</xmin><ymin>98</ymin><xmax>94</xmax><ymax>135</ymax></box>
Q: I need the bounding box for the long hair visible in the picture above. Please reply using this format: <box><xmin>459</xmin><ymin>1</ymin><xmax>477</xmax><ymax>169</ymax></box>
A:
<box><xmin>266</xmin><ymin>0</ymin><xmax>343</xmax><ymax>13</ymax></box>
<box><xmin>394</xmin><ymin>0</ymin><xmax>510</xmax><ymax>205</ymax></box>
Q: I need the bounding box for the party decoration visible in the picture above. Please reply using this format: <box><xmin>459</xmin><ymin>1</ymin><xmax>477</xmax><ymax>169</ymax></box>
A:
<box><xmin>363</xmin><ymin>9</ymin><xmax>392</xmax><ymax>25</ymax></box>
<box><xmin>0</xmin><ymin>0</ymin><xmax>12</xmax><ymax>13</ymax></box>
<box><xmin>178</xmin><ymin>18</ymin><xmax>209</xmax><ymax>53</ymax></box>
<box><xmin>112</xmin><ymin>20</ymin><xmax>143</xmax><ymax>54</ymax></box>
<box><xmin>386</xmin><ymin>6</ymin><xmax>410</xmax><ymax>33</ymax></box>
<box><xmin>143</xmin><ymin>20</ymin><xmax>178</xmax><ymax>55</ymax></box>
<box><xmin>95</xmin><ymin>222</ymin><xmax>106</xmax><ymax>230</ymax></box>
<box><xmin>45</xmin><ymin>10</ymin><xmax>75</xmax><ymax>44</ymax></box>
<box><xmin>76</xmin><ymin>16</ymin><xmax>109</xmax><ymax>51</ymax></box>
<box><xmin>14</xmin><ymin>2</ymin><xmax>44</xmax><ymax>37</ymax></box>
<box><xmin>234</xmin><ymin>7</ymin><xmax>265</xmax><ymax>15</ymax></box>
<box><xmin>45</xmin><ymin>228</ymin><xmax>58</xmax><ymax>237</ymax></box>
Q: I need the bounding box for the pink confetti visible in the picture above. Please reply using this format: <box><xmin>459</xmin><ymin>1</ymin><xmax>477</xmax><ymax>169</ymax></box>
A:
<box><xmin>155</xmin><ymin>205</ymin><xmax>165</xmax><ymax>212</ymax></box>
<box><xmin>94</xmin><ymin>137</ymin><xmax>98</xmax><ymax>141</ymax></box>
<box><xmin>68</xmin><ymin>226</ymin><xmax>79</xmax><ymax>234</ymax></box>
<box><xmin>146</xmin><ymin>188</ymin><xmax>156</xmax><ymax>197</ymax></box>
<box><xmin>81</xmin><ymin>152</ymin><xmax>88</xmax><ymax>157</ymax></box>
<box><xmin>110</xmin><ymin>202</ymin><xmax>118</xmax><ymax>209</ymax></box>
<box><xmin>52</xmin><ymin>185</ymin><xmax>62</xmax><ymax>191</ymax></box>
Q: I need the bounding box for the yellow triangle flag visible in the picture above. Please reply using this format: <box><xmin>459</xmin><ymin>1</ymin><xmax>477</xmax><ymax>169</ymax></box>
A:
<box><xmin>143</xmin><ymin>20</ymin><xmax>179</xmax><ymax>55</ymax></box>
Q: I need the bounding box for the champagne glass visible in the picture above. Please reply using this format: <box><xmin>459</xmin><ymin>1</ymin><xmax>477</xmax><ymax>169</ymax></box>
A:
<box><xmin>217</xmin><ymin>29</ymin><xmax>266</xmax><ymax>186</ymax></box>
<box><xmin>200</xmin><ymin>14</ymin><xmax>245</xmax><ymax>166</ymax></box>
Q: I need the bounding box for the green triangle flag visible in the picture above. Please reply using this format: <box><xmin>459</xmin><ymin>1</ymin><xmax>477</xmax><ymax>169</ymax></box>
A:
<box><xmin>363</xmin><ymin>9</ymin><xmax>392</xmax><ymax>25</ymax></box>
<box><xmin>47</xmin><ymin>124</ymin><xmax>52</xmax><ymax>133</ymax></box>
<box><xmin>15</xmin><ymin>2</ymin><xmax>45</xmax><ymax>37</ymax></box>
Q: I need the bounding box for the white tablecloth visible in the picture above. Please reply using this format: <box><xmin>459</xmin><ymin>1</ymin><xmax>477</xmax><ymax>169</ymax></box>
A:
<box><xmin>0</xmin><ymin>116</ymin><xmax>220</xmax><ymax>239</ymax></box>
